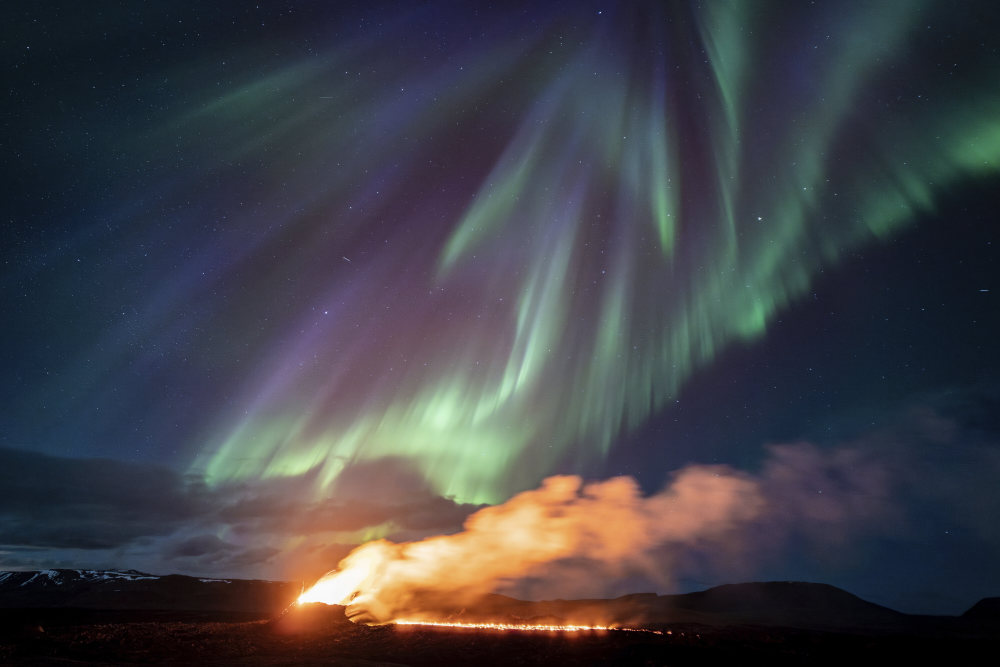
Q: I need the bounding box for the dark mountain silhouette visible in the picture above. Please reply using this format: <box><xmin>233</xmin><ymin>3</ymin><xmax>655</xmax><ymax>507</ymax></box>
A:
<box><xmin>962</xmin><ymin>597</ymin><xmax>1000</xmax><ymax>621</ymax></box>
<box><xmin>659</xmin><ymin>581</ymin><xmax>907</xmax><ymax>630</ymax></box>
<box><xmin>3</xmin><ymin>571</ymin><xmax>997</xmax><ymax>665</ymax></box>
<box><xmin>2</xmin><ymin>569</ymin><xmax>997</xmax><ymax>638</ymax></box>
<box><xmin>406</xmin><ymin>583</ymin><xmax>905</xmax><ymax>632</ymax></box>
<box><xmin>0</xmin><ymin>569</ymin><xmax>297</xmax><ymax>614</ymax></box>
<box><xmin>333</xmin><ymin>580</ymin><xmax>995</xmax><ymax>637</ymax></box>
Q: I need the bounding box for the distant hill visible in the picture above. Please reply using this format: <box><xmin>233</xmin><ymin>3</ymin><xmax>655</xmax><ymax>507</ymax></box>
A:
<box><xmin>0</xmin><ymin>569</ymin><xmax>298</xmax><ymax>614</ymax></box>
<box><xmin>963</xmin><ymin>597</ymin><xmax>1000</xmax><ymax>621</ymax></box>
<box><xmin>2</xmin><ymin>570</ymin><xmax>997</xmax><ymax>639</ymax></box>
<box><xmin>660</xmin><ymin>581</ymin><xmax>907</xmax><ymax>631</ymax></box>
<box><xmin>341</xmin><ymin>582</ymin><xmax>1000</xmax><ymax>638</ymax></box>
<box><xmin>376</xmin><ymin>583</ymin><xmax>907</xmax><ymax>632</ymax></box>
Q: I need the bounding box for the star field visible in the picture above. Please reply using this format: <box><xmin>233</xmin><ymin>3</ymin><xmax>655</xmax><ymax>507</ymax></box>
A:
<box><xmin>2</xmin><ymin>1</ymin><xmax>999</xmax><ymax>614</ymax></box>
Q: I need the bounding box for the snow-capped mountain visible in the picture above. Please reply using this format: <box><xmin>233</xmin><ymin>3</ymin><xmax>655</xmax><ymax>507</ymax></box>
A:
<box><xmin>0</xmin><ymin>569</ymin><xmax>297</xmax><ymax>613</ymax></box>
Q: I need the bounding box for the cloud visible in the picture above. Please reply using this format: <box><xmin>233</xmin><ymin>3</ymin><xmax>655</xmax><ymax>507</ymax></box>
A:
<box><xmin>164</xmin><ymin>534</ymin><xmax>236</xmax><ymax>559</ymax></box>
<box><xmin>0</xmin><ymin>448</ymin><xmax>476</xmax><ymax>578</ymax></box>
<box><xmin>300</xmin><ymin>445</ymin><xmax>904</xmax><ymax>620</ymax></box>
<box><xmin>302</xmin><ymin>467</ymin><xmax>766</xmax><ymax>618</ymax></box>
<box><xmin>300</xmin><ymin>394</ymin><xmax>1000</xmax><ymax>617</ymax></box>
<box><xmin>757</xmin><ymin>441</ymin><xmax>893</xmax><ymax>546</ymax></box>
<box><xmin>214</xmin><ymin>456</ymin><xmax>481</xmax><ymax>539</ymax></box>
<box><xmin>163</xmin><ymin>534</ymin><xmax>279</xmax><ymax>571</ymax></box>
<box><xmin>864</xmin><ymin>400</ymin><xmax>1000</xmax><ymax>545</ymax></box>
<box><xmin>0</xmin><ymin>447</ymin><xmax>212</xmax><ymax>549</ymax></box>
<box><xmin>3</xmin><ymin>391</ymin><xmax>998</xmax><ymax>616</ymax></box>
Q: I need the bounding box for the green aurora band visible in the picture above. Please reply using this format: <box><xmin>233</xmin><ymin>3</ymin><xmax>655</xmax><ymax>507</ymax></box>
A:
<box><xmin>189</xmin><ymin>1</ymin><xmax>1000</xmax><ymax>504</ymax></box>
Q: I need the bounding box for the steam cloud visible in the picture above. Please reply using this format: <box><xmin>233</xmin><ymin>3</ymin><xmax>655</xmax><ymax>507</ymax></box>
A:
<box><xmin>304</xmin><ymin>466</ymin><xmax>764</xmax><ymax>622</ymax></box>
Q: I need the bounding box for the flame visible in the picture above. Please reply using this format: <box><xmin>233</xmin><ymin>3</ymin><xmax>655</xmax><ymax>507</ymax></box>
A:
<box><xmin>296</xmin><ymin>568</ymin><xmax>665</xmax><ymax>634</ymax></box>
<box><xmin>396</xmin><ymin>620</ymin><xmax>610</xmax><ymax>632</ymax></box>
<box><xmin>394</xmin><ymin>620</ymin><xmax>664</xmax><ymax>635</ymax></box>
<box><xmin>297</xmin><ymin>565</ymin><xmax>371</xmax><ymax>605</ymax></box>
<box><xmin>297</xmin><ymin>568</ymin><xmax>665</xmax><ymax>634</ymax></box>
<box><xmin>296</xmin><ymin>472</ymin><xmax>762</xmax><ymax>623</ymax></box>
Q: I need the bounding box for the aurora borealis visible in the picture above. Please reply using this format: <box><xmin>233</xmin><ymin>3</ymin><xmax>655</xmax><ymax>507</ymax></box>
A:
<box><xmin>3</xmin><ymin>1</ymin><xmax>1000</xmax><ymax>614</ymax></box>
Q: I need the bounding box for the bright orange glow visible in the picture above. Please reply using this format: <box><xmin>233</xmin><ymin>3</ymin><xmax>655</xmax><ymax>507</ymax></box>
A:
<box><xmin>393</xmin><ymin>620</ymin><xmax>664</xmax><ymax>635</ymax></box>
<box><xmin>296</xmin><ymin>472</ymin><xmax>761</xmax><ymax>623</ymax></box>
<box><xmin>296</xmin><ymin>566</ymin><xmax>665</xmax><ymax>634</ymax></box>
<box><xmin>395</xmin><ymin>620</ymin><xmax>609</xmax><ymax>632</ymax></box>
<box><xmin>297</xmin><ymin>564</ymin><xmax>372</xmax><ymax>605</ymax></box>
<box><xmin>295</xmin><ymin>471</ymin><xmax>761</xmax><ymax>631</ymax></box>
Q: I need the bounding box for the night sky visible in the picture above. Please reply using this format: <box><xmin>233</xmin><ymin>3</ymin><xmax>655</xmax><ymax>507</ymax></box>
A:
<box><xmin>3</xmin><ymin>1</ymin><xmax>999</xmax><ymax>615</ymax></box>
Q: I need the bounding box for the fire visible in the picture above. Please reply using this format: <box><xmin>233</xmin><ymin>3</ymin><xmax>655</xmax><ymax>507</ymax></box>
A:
<box><xmin>295</xmin><ymin>472</ymin><xmax>761</xmax><ymax>626</ymax></box>
<box><xmin>394</xmin><ymin>620</ymin><xmax>608</xmax><ymax>631</ymax></box>
<box><xmin>296</xmin><ymin>567</ymin><xmax>665</xmax><ymax>634</ymax></box>
<box><xmin>296</xmin><ymin>540</ymin><xmax>393</xmax><ymax>608</ymax></box>
<box><xmin>394</xmin><ymin>620</ymin><xmax>664</xmax><ymax>635</ymax></box>
<box><xmin>297</xmin><ymin>566</ymin><xmax>369</xmax><ymax>606</ymax></box>
<box><xmin>297</xmin><ymin>568</ymin><xmax>665</xmax><ymax>635</ymax></box>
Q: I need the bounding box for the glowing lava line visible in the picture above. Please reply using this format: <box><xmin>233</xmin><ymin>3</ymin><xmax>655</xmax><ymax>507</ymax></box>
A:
<box><xmin>393</xmin><ymin>620</ymin><xmax>664</xmax><ymax>635</ymax></box>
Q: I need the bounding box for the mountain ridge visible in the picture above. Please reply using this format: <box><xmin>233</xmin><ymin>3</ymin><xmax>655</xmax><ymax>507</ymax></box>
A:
<box><xmin>0</xmin><ymin>568</ymin><xmax>298</xmax><ymax>613</ymax></box>
<box><xmin>2</xmin><ymin>569</ymin><xmax>996</xmax><ymax>636</ymax></box>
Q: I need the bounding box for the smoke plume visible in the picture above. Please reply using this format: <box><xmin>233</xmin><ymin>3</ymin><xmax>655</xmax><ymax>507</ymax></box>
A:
<box><xmin>300</xmin><ymin>466</ymin><xmax>763</xmax><ymax>622</ymax></box>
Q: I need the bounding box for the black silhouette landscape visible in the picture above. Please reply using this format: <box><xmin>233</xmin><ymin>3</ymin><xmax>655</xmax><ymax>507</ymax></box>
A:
<box><xmin>1</xmin><ymin>570</ymin><xmax>996</xmax><ymax>665</ymax></box>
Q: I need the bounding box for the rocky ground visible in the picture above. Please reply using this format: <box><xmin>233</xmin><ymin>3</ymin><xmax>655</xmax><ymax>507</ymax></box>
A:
<box><xmin>3</xmin><ymin>574</ymin><xmax>996</xmax><ymax>665</ymax></box>
<box><xmin>1</xmin><ymin>604</ymin><xmax>994</xmax><ymax>666</ymax></box>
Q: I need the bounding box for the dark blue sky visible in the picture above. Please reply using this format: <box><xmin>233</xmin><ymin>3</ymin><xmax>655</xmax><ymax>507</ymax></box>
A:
<box><xmin>2</xmin><ymin>1</ymin><xmax>998</xmax><ymax>615</ymax></box>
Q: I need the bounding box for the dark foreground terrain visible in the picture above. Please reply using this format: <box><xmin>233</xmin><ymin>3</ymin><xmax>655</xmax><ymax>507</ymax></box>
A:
<box><xmin>2</xmin><ymin>604</ymin><xmax>996</xmax><ymax>666</ymax></box>
<box><xmin>1</xmin><ymin>572</ymin><xmax>996</xmax><ymax>665</ymax></box>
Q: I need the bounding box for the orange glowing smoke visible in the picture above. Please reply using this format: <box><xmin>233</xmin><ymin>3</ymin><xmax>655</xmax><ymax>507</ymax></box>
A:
<box><xmin>296</xmin><ymin>553</ymin><xmax>378</xmax><ymax>606</ymax></box>
<box><xmin>298</xmin><ymin>469</ymin><xmax>762</xmax><ymax>624</ymax></box>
